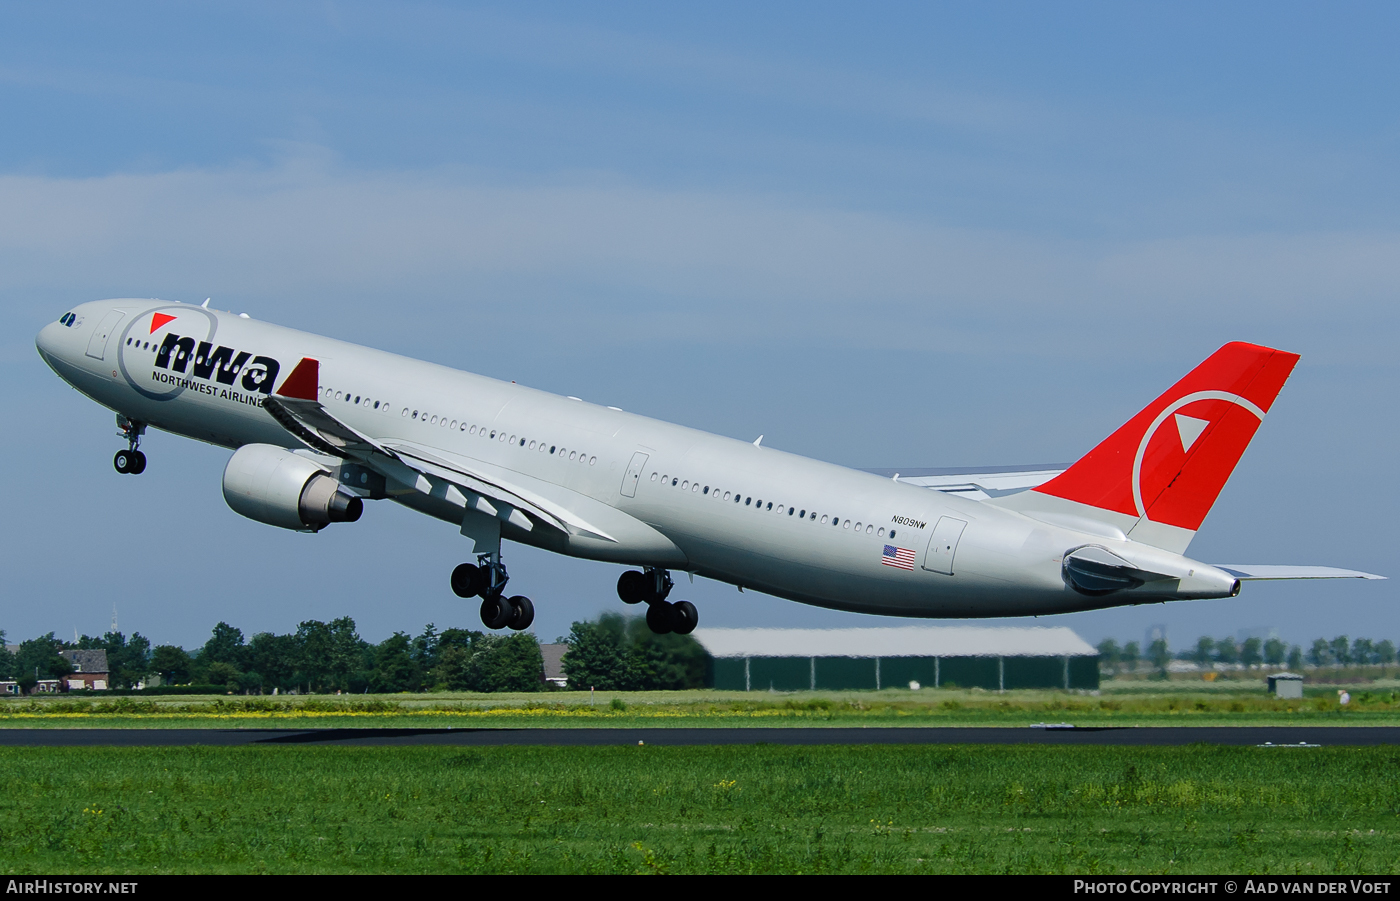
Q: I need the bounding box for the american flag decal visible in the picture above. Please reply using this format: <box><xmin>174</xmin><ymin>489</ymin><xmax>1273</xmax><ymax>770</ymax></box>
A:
<box><xmin>881</xmin><ymin>545</ymin><xmax>916</xmax><ymax>570</ymax></box>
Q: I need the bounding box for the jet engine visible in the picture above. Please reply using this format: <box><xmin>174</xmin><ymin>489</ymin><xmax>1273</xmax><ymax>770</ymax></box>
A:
<box><xmin>222</xmin><ymin>444</ymin><xmax>362</xmax><ymax>532</ymax></box>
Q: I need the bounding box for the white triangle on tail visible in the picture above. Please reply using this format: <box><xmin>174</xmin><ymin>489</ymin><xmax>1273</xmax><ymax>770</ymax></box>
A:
<box><xmin>1175</xmin><ymin>413</ymin><xmax>1209</xmax><ymax>452</ymax></box>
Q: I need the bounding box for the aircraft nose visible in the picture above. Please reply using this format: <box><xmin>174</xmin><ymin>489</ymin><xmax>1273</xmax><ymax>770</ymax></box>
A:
<box><xmin>35</xmin><ymin>318</ymin><xmax>65</xmax><ymax>362</ymax></box>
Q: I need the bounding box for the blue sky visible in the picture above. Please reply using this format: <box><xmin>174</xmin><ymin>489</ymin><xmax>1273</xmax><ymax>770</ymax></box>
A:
<box><xmin>3</xmin><ymin>2</ymin><xmax>1396</xmax><ymax>652</ymax></box>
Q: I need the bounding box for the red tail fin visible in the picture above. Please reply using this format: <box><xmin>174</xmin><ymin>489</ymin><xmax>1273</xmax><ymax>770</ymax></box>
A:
<box><xmin>1034</xmin><ymin>342</ymin><xmax>1299</xmax><ymax>532</ymax></box>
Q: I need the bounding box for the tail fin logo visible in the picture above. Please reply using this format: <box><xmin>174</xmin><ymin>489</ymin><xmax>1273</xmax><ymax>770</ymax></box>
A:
<box><xmin>1035</xmin><ymin>342</ymin><xmax>1299</xmax><ymax>534</ymax></box>
<box><xmin>1131</xmin><ymin>390</ymin><xmax>1265</xmax><ymax>525</ymax></box>
<box><xmin>1174</xmin><ymin>414</ymin><xmax>1208</xmax><ymax>451</ymax></box>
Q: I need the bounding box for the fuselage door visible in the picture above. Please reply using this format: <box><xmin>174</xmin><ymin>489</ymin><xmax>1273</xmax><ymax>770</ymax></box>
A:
<box><xmin>620</xmin><ymin>451</ymin><xmax>649</xmax><ymax>498</ymax></box>
<box><xmin>85</xmin><ymin>310</ymin><xmax>126</xmax><ymax>361</ymax></box>
<box><xmin>922</xmin><ymin>516</ymin><xmax>968</xmax><ymax>575</ymax></box>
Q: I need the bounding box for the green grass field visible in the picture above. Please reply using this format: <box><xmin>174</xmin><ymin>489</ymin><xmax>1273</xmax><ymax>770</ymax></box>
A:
<box><xmin>3</xmin><ymin>680</ymin><xmax>1399</xmax><ymax>729</ymax></box>
<box><xmin>1</xmin><ymin>744</ymin><xmax>1397</xmax><ymax>874</ymax></box>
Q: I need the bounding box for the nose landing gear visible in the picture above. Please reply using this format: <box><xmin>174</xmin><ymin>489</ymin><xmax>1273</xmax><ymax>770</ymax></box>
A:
<box><xmin>113</xmin><ymin>415</ymin><xmax>147</xmax><ymax>475</ymax></box>
<box><xmin>618</xmin><ymin>568</ymin><xmax>698</xmax><ymax>635</ymax></box>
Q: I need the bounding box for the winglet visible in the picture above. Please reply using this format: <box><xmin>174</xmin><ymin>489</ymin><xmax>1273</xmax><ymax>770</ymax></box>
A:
<box><xmin>277</xmin><ymin>357</ymin><xmax>320</xmax><ymax>400</ymax></box>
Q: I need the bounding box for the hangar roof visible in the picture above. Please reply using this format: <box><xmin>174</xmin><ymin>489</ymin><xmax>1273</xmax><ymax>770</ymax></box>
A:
<box><xmin>692</xmin><ymin>626</ymin><xmax>1096</xmax><ymax>659</ymax></box>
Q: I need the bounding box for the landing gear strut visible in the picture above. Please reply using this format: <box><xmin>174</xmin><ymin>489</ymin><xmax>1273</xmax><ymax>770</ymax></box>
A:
<box><xmin>113</xmin><ymin>414</ymin><xmax>147</xmax><ymax>475</ymax></box>
<box><xmin>618</xmin><ymin>568</ymin><xmax>698</xmax><ymax>635</ymax></box>
<box><xmin>450</xmin><ymin>551</ymin><xmax>533</xmax><ymax>631</ymax></box>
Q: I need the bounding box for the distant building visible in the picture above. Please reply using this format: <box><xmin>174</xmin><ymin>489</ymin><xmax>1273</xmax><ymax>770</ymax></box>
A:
<box><xmin>59</xmin><ymin>649</ymin><xmax>110</xmax><ymax>690</ymax></box>
<box><xmin>695</xmin><ymin>626</ymin><xmax>1099</xmax><ymax>692</ymax></box>
<box><xmin>539</xmin><ymin>643</ymin><xmax>568</xmax><ymax>688</ymax></box>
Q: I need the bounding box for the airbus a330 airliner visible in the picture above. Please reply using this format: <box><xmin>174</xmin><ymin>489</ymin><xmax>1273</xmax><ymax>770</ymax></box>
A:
<box><xmin>37</xmin><ymin>299</ymin><xmax>1382</xmax><ymax>635</ymax></box>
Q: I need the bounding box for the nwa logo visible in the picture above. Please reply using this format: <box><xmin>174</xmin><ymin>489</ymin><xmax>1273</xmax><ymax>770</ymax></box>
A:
<box><xmin>154</xmin><ymin>333</ymin><xmax>281</xmax><ymax>394</ymax></box>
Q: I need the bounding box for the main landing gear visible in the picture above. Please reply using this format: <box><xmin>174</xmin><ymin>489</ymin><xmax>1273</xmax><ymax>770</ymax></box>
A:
<box><xmin>450</xmin><ymin>552</ymin><xmax>534</xmax><ymax>631</ymax></box>
<box><xmin>617</xmin><ymin>568</ymin><xmax>698</xmax><ymax>635</ymax></box>
<box><xmin>113</xmin><ymin>415</ymin><xmax>147</xmax><ymax>475</ymax></box>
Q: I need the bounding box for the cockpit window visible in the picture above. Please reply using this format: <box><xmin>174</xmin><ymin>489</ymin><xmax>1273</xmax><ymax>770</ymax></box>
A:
<box><xmin>59</xmin><ymin>313</ymin><xmax>75</xmax><ymax>326</ymax></box>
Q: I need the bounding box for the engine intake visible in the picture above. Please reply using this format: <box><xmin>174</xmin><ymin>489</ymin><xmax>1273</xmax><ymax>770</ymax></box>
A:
<box><xmin>222</xmin><ymin>444</ymin><xmax>363</xmax><ymax>532</ymax></box>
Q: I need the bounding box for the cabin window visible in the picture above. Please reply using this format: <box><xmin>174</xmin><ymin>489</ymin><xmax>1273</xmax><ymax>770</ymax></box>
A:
<box><xmin>672</xmin><ymin>478</ymin><xmax>679</xmax><ymax>487</ymax></box>
<box><xmin>788</xmin><ymin>508</ymin><xmax>795</xmax><ymax>516</ymax></box>
<box><xmin>890</xmin><ymin>529</ymin><xmax>897</xmax><ymax>539</ymax></box>
<box><xmin>766</xmin><ymin>502</ymin><xmax>773</xmax><ymax>511</ymax></box>
<box><xmin>820</xmin><ymin>514</ymin><xmax>828</xmax><ymax>524</ymax></box>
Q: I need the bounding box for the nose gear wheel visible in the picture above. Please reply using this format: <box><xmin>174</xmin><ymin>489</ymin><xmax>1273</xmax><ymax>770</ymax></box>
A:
<box><xmin>113</xmin><ymin>414</ymin><xmax>147</xmax><ymax>475</ymax></box>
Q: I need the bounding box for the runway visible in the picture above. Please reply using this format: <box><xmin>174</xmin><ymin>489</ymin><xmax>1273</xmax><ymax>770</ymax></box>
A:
<box><xmin>1</xmin><ymin>726</ymin><xmax>1398</xmax><ymax>747</ymax></box>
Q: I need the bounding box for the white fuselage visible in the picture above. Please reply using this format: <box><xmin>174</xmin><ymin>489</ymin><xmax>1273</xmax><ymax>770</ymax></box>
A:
<box><xmin>37</xmin><ymin>298</ymin><xmax>1232</xmax><ymax>618</ymax></box>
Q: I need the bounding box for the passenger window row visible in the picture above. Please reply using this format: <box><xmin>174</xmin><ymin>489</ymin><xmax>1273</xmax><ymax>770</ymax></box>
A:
<box><xmin>392</xmin><ymin>410</ymin><xmax>599</xmax><ymax>466</ymax></box>
<box><xmin>319</xmin><ymin>386</ymin><xmax>391</xmax><ymax>411</ymax></box>
<box><xmin>648</xmin><ymin>471</ymin><xmax>896</xmax><ymax>540</ymax></box>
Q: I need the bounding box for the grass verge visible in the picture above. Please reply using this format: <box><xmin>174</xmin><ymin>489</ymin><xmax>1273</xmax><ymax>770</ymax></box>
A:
<box><xmin>3</xmin><ymin>683</ymin><xmax>1400</xmax><ymax>729</ymax></box>
<box><xmin>1</xmin><ymin>744</ymin><xmax>1397</xmax><ymax>874</ymax></box>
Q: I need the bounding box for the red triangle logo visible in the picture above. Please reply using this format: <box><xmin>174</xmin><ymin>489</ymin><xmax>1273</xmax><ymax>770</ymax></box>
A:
<box><xmin>149</xmin><ymin>312</ymin><xmax>176</xmax><ymax>334</ymax></box>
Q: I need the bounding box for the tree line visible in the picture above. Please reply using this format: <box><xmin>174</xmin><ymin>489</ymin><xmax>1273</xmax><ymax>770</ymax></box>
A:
<box><xmin>0</xmin><ymin>613</ymin><xmax>710</xmax><ymax>694</ymax></box>
<box><xmin>1097</xmin><ymin>634</ymin><xmax>1398</xmax><ymax>675</ymax></box>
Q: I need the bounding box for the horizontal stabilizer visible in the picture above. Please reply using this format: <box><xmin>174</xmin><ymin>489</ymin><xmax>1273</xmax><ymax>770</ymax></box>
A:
<box><xmin>865</xmin><ymin>465</ymin><xmax>1066</xmax><ymax>501</ymax></box>
<box><xmin>1214</xmin><ymin>565</ymin><xmax>1386</xmax><ymax>581</ymax></box>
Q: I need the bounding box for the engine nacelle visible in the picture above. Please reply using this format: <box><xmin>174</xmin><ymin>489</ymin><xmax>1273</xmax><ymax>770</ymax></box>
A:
<box><xmin>222</xmin><ymin>444</ymin><xmax>363</xmax><ymax>532</ymax></box>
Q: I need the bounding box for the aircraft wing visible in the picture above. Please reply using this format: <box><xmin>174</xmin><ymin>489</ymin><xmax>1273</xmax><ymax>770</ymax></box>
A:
<box><xmin>1213</xmin><ymin>565</ymin><xmax>1386</xmax><ymax>581</ymax></box>
<box><xmin>865</xmin><ymin>465</ymin><xmax>1066</xmax><ymax>501</ymax></box>
<box><xmin>263</xmin><ymin>395</ymin><xmax>391</xmax><ymax>458</ymax></box>
<box><xmin>381</xmin><ymin>440</ymin><xmax>617</xmax><ymax>542</ymax></box>
<box><xmin>263</xmin><ymin>379</ymin><xmax>615</xmax><ymax>542</ymax></box>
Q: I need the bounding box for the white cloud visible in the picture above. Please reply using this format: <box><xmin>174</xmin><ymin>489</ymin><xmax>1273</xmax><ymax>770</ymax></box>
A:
<box><xmin>1</xmin><ymin>157</ymin><xmax>1396</xmax><ymax>362</ymax></box>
